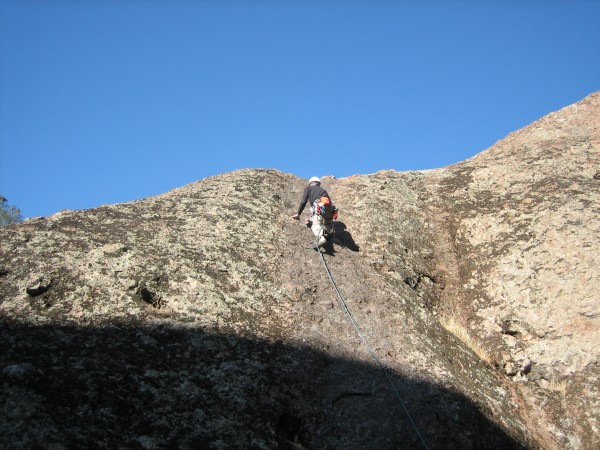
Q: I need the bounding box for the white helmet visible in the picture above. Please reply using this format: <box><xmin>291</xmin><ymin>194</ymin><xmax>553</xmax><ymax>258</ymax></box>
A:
<box><xmin>309</xmin><ymin>176</ymin><xmax>321</xmax><ymax>184</ymax></box>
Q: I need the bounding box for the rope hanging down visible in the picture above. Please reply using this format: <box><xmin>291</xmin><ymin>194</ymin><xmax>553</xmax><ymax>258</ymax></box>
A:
<box><xmin>316</xmin><ymin>242</ymin><xmax>430</xmax><ymax>450</ymax></box>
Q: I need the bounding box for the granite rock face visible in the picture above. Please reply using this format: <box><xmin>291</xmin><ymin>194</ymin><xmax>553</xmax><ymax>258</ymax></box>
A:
<box><xmin>423</xmin><ymin>91</ymin><xmax>600</xmax><ymax>449</ymax></box>
<box><xmin>1</xmin><ymin>92</ymin><xmax>598</xmax><ymax>449</ymax></box>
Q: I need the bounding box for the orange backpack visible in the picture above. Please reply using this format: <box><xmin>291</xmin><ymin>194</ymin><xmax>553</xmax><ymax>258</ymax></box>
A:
<box><xmin>317</xmin><ymin>196</ymin><xmax>338</xmax><ymax>220</ymax></box>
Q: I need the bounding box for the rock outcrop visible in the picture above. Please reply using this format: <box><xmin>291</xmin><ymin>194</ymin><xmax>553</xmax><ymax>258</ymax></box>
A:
<box><xmin>1</xmin><ymin>91</ymin><xmax>598</xmax><ymax>449</ymax></box>
<box><xmin>423</xmin><ymin>91</ymin><xmax>600</xmax><ymax>449</ymax></box>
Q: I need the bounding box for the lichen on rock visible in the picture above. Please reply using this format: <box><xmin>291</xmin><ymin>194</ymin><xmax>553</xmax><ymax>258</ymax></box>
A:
<box><xmin>1</xmin><ymin>92</ymin><xmax>599</xmax><ymax>449</ymax></box>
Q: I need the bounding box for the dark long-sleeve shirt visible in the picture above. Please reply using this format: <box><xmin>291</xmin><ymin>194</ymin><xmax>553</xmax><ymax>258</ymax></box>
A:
<box><xmin>297</xmin><ymin>184</ymin><xmax>329</xmax><ymax>216</ymax></box>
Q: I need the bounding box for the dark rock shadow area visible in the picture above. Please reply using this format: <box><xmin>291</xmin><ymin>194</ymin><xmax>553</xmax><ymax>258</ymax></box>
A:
<box><xmin>0</xmin><ymin>321</ymin><xmax>527</xmax><ymax>449</ymax></box>
<box><xmin>333</xmin><ymin>221</ymin><xmax>360</xmax><ymax>252</ymax></box>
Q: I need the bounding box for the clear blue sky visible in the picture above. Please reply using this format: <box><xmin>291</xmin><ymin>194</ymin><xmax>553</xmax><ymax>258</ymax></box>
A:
<box><xmin>1</xmin><ymin>1</ymin><xmax>599</xmax><ymax>218</ymax></box>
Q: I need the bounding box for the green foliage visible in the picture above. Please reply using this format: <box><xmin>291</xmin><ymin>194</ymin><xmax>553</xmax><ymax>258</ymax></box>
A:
<box><xmin>0</xmin><ymin>195</ymin><xmax>23</xmax><ymax>226</ymax></box>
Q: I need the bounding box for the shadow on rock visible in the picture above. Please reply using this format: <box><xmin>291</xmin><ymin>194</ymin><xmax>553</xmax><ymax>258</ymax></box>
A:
<box><xmin>0</xmin><ymin>321</ymin><xmax>527</xmax><ymax>449</ymax></box>
<box><xmin>333</xmin><ymin>221</ymin><xmax>360</xmax><ymax>252</ymax></box>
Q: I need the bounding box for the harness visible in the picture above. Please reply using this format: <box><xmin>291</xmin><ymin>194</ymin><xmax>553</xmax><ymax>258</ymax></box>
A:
<box><xmin>313</xmin><ymin>197</ymin><xmax>338</xmax><ymax>222</ymax></box>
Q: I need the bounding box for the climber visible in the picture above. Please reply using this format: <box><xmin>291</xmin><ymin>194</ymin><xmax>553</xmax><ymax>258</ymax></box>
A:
<box><xmin>290</xmin><ymin>176</ymin><xmax>336</xmax><ymax>247</ymax></box>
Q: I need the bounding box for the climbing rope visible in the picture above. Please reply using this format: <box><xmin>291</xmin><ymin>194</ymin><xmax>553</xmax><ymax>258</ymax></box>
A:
<box><xmin>316</xmin><ymin>240</ymin><xmax>431</xmax><ymax>450</ymax></box>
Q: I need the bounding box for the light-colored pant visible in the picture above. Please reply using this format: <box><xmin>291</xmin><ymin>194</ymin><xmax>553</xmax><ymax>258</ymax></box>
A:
<box><xmin>310</xmin><ymin>208</ymin><xmax>333</xmax><ymax>246</ymax></box>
